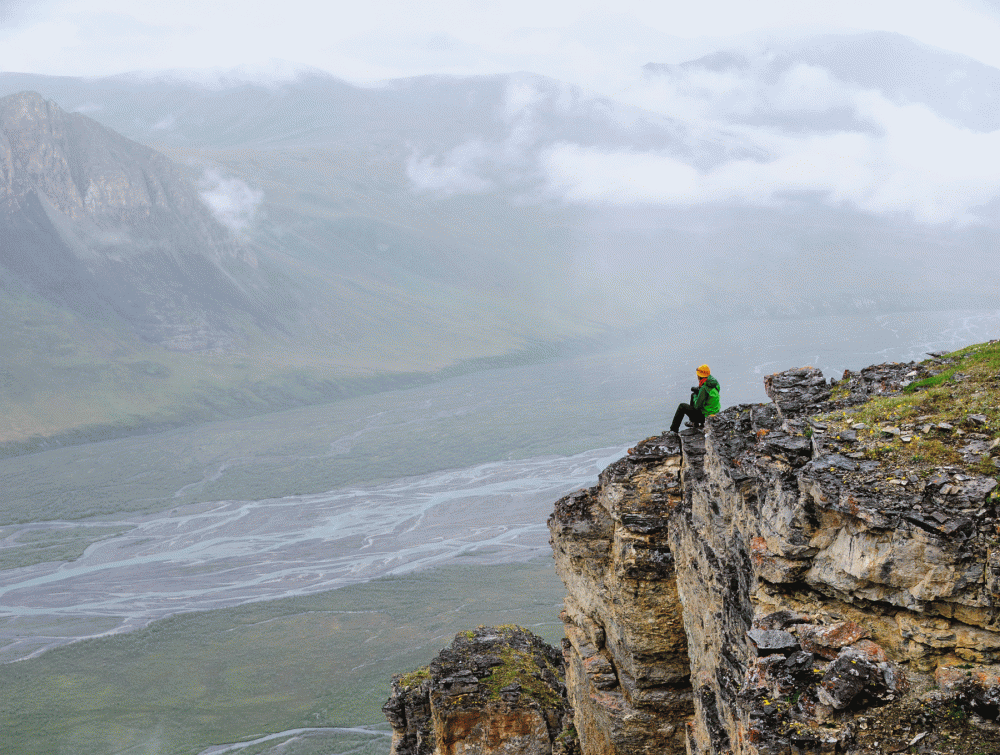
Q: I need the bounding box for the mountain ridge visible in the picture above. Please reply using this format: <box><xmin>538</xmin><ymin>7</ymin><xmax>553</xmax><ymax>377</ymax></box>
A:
<box><xmin>0</xmin><ymin>90</ymin><xmax>272</xmax><ymax>351</ymax></box>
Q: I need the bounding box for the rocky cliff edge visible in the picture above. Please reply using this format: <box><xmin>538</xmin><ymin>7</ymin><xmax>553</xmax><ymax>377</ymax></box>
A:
<box><xmin>550</xmin><ymin>340</ymin><xmax>1000</xmax><ymax>755</ymax></box>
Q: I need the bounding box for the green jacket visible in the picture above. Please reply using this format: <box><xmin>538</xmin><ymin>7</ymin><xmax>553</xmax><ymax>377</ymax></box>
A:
<box><xmin>694</xmin><ymin>375</ymin><xmax>721</xmax><ymax>416</ymax></box>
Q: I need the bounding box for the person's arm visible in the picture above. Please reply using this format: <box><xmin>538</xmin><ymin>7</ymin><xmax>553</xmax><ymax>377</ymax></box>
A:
<box><xmin>694</xmin><ymin>384</ymin><xmax>708</xmax><ymax>411</ymax></box>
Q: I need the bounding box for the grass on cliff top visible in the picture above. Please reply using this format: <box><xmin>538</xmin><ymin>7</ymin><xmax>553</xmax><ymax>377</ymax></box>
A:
<box><xmin>819</xmin><ymin>340</ymin><xmax>1000</xmax><ymax>478</ymax></box>
<box><xmin>395</xmin><ymin>666</ymin><xmax>431</xmax><ymax>690</ymax></box>
<box><xmin>405</xmin><ymin>624</ymin><xmax>566</xmax><ymax>708</ymax></box>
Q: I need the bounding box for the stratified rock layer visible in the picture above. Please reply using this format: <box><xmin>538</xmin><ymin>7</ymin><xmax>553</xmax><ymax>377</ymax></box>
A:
<box><xmin>549</xmin><ymin>434</ymin><xmax>693</xmax><ymax>755</ymax></box>
<box><xmin>384</xmin><ymin>625</ymin><xmax>579</xmax><ymax>755</ymax></box>
<box><xmin>550</xmin><ymin>349</ymin><xmax>1000</xmax><ymax>755</ymax></box>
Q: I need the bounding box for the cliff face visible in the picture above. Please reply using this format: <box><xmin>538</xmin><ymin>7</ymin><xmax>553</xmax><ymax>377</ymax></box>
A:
<box><xmin>0</xmin><ymin>91</ymin><xmax>270</xmax><ymax>350</ymax></box>
<box><xmin>550</xmin><ymin>343</ymin><xmax>1000</xmax><ymax>754</ymax></box>
<box><xmin>549</xmin><ymin>436</ymin><xmax>692</xmax><ymax>754</ymax></box>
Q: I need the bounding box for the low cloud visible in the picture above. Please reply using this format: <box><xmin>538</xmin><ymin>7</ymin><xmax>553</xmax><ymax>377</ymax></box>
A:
<box><xmin>0</xmin><ymin>0</ymin><xmax>44</xmax><ymax>25</ymax></box>
<box><xmin>407</xmin><ymin>76</ymin><xmax>549</xmax><ymax>195</ymax></box>
<box><xmin>198</xmin><ymin>170</ymin><xmax>263</xmax><ymax>233</ymax></box>
<box><xmin>407</xmin><ymin>56</ymin><xmax>1000</xmax><ymax>225</ymax></box>
<box><xmin>503</xmin><ymin>77</ymin><xmax>548</xmax><ymax>121</ymax></box>
<box><xmin>610</xmin><ymin>59</ymin><xmax>1000</xmax><ymax>223</ymax></box>
<box><xmin>543</xmin><ymin>85</ymin><xmax>1000</xmax><ymax>224</ymax></box>
<box><xmin>151</xmin><ymin>114</ymin><xmax>176</xmax><ymax>130</ymax></box>
<box><xmin>407</xmin><ymin>141</ymin><xmax>498</xmax><ymax>195</ymax></box>
<box><xmin>628</xmin><ymin>60</ymin><xmax>863</xmax><ymax>124</ymax></box>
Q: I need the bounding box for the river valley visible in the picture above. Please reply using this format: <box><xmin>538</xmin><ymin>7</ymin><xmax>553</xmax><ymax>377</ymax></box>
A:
<box><xmin>2</xmin><ymin>308</ymin><xmax>998</xmax><ymax>754</ymax></box>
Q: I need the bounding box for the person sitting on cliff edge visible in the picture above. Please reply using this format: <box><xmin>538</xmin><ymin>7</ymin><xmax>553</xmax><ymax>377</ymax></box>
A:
<box><xmin>669</xmin><ymin>364</ymin><xmax>721</xmax><ymax>434</ymax></box>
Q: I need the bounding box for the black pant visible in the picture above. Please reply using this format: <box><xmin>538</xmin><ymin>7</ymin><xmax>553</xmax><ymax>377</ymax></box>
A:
<box><xmin>670</xmin><ymin>403</ymin><xmax>704</xmax><ymax>433</ymax></box>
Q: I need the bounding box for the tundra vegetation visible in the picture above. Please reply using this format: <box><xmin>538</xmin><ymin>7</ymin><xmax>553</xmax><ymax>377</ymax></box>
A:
<box><xmin>822</xmin><ymin>340</ymin><xmax>1000</xmax><ymax>480</ymax></box>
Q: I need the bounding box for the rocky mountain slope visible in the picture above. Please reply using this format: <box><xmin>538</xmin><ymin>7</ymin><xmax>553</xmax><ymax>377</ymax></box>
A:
<box><xmin>0</xmin><ymin>90</ymin><xmax>271</xmax><ymax>351</ymax></box>
<box><xmin>388</xmin><ymin>341</ymin><xmax>1000</xmax><ymax>754</ymax></box>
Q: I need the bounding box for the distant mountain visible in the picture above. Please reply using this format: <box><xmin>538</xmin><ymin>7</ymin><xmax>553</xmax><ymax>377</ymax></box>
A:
<box><xmin>0</xmin><ymin>91</ymin><xmax>275</xmax><ymax>351</ymax></box>
<box><xmin>0</xmin><ymin>70</ymin><xmax>701</xmax><ymax>153</ymax></box>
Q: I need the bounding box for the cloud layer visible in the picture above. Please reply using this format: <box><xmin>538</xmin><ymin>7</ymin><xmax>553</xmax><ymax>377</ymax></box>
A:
<box><xmin>543</xmin><ymin>91</ymin><xmax>1000</xmax><ymax>223</ymax></box>
<box><xmin>409</xmin><ymin>57</ymin><xmax>1000</xmax><ymax>225</ymax></box>
<box><xmin>6</xmin><ymin>0</ymin><xmax>1000</xmax><ymax>86</ymax></box>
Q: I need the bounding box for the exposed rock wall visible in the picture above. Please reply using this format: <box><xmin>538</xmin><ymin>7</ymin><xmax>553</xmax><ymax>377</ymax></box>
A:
<box><xmin>550</xmin><ymin>352</ymin><xmax>1000</xmax><ymax>755</ymax></box>
<box><xmin>549</xmin><ymin>436</ymin><xmax>693</xmax><ymax>755</ymax></box>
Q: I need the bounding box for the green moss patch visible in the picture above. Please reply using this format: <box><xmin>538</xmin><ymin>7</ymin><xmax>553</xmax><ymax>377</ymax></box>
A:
<box><xmin>396</xmin><ymin>666</ymin><xmax>430</xmax><ymax>690</ymax></box>
<box><xmin>479</xmin><ymin>648</ymin><xmax>563</xmax><ymax>709</ymax></box>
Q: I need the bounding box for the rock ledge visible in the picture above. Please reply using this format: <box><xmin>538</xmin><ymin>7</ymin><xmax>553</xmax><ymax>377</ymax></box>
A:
<box><xmin>550</xmin><ymin>341</ymin><xmax>1000</xmax><ymax>755</ymax></box>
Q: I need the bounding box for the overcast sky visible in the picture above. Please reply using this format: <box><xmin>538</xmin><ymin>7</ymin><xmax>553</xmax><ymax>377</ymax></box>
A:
<box><xmin>3</xmin><ymin>0</ymin><xmax>1000</xmax><ymax>95</ymax></box>
<box><xmin>6</xmin><ymin>0</ymin><xmax>1000</xmax><ymax>226</ymax></box>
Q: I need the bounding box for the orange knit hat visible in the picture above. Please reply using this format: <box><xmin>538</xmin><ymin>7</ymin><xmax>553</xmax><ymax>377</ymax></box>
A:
<box><xmin>696</xmin><ymin>364</ymin><xmax>711</xmax><ymax>378</ymax></box>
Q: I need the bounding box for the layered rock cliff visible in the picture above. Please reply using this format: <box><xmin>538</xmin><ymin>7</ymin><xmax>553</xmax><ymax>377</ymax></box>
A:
<box><xmin>386</xmin><ymin>342</ymin><xmax>1000</xmax><ymax>754</ymax></box>
<box><xmin>550</xmin><ymin>342</ymin><xmax>1000</xmax><ymax>755</ymax></box>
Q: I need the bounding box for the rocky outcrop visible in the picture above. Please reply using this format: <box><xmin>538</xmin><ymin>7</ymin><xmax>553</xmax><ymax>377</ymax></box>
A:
<box><xmin>0</xmin><ymin>91</ymin><xmax>270</xmax><ymax>350</ymax></box>
<box><xmin>384</xmin><ymin>625</ymin><xmax>579</xmax><ymax>755</ymax></box>
<box><xmin>550</xmin><ymin>343</ymin><xmax>1000</xmax><ymax>755</ymax></box>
